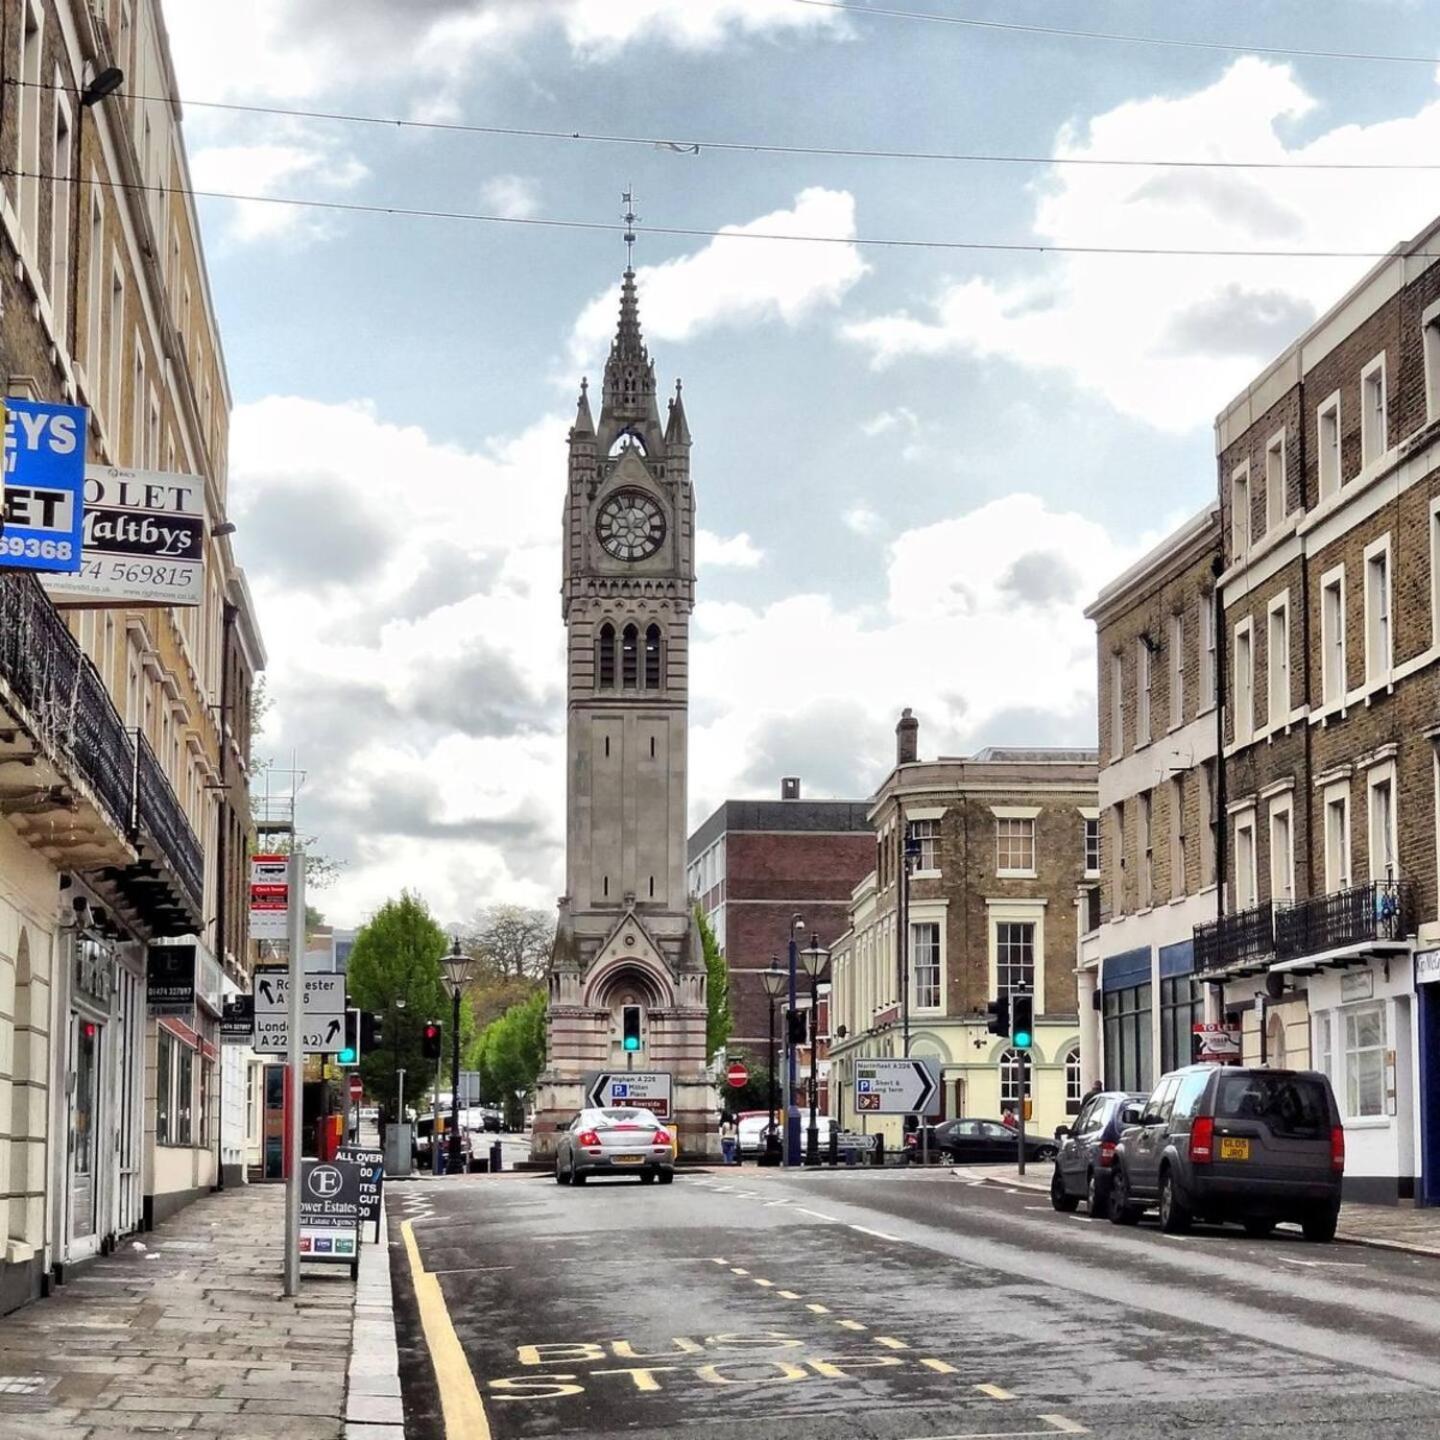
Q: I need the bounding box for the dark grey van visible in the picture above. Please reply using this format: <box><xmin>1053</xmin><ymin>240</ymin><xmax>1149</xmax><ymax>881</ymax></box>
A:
<box><xmin>1109</xmin><ymin>1065</ymin><xmax>1344</xmax><ymax>1241</ymax></box>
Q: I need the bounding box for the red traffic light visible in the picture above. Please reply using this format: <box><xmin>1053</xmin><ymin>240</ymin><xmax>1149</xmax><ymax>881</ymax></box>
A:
<box><xmin>424</xmin><ymin>1024</ymin><xmax>439</xmax><ymax>1038</ymax></box>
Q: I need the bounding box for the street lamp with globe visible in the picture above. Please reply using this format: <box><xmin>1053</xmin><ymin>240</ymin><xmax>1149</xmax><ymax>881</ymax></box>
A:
<box><xmin>760</xmin><ymin>959</ymin><xmax>788</xmax><ymax>1165</ymax></box>
<box><xmin>798</xmin><ymin>934</ymin><xmax>831</xmax><ymax>1166</ymax></box>
<box><xmin>441</xmin><ymin>936</ymin><xmax>474</xmax><ymax>1175</ymax></box>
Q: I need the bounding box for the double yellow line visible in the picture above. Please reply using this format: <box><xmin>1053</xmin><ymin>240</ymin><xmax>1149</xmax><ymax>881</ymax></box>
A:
<box><xmin>401</xmin><ymin>1219</ymin><xmax>493</xmax><ymax>1439</ymax></box>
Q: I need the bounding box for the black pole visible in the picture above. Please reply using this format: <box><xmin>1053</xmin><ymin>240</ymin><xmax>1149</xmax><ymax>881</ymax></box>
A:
<box><xmin>806</xmin><ymin>969</ymin><xmax>820</xmax><ymax>1166</ymax></box>
<box><xmin>1017</xmin><ymin>1049</ymin><xmax>1028</xmax><ymax>1175</ymax></box>
<box><xmin>447</xmin><ymin>988</ymin><xmax>462</xmax><ymax>1174</ymax></box>
<box><xmin>786</xmin><ymin>929</ymin><xmax>799</xmax><ymax>1165</ymax></box>
<box><xmin>767</xmin><ymin>995</ymin><xmax>779</xmax><ymax>1166</ymax></box>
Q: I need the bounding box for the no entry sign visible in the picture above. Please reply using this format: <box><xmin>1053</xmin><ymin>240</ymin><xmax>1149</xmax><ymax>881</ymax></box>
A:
<box><xmin>726</xmin><ymin>1060</ymin><xmax>749</xmax><ymax>1089</ymax></box>
<box><xmin>348</xmin><ymin>1074</ymin><xmax>364</xmax><ymax>1102</ymax></box>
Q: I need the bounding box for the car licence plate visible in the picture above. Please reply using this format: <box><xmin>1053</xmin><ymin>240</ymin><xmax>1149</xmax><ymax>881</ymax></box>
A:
<box><xmin>613</xmin><ymin>1154</ymin><xmax>643</xmax><ymax>1165</ymax></box>
<box><xmin>1219</xmin><ymin>1137</ymin><xmax>1251</xmax><ymax>1161</ymax></box>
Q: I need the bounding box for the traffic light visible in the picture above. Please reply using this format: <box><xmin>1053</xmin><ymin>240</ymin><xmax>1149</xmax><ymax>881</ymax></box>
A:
<box><xmin>787</xmin><ymin>1008</ymin><xmax>809</xmax><ymax>1046</ymax></box>
<box><xmin>622</xmin><ymin>1005</ymin><xmax>642</xmax><ymax>1052</ymax></box>
<box><xmin>1011</xmin><ymin>992</ymin><xmax>1034</xmax><ymax>1050</ymax></box>
<box><xmin>985</xmin><ymin>994</ymin><xmax>1010</xmax><ymax>1038</ymax></box>
<box><xmin>422</xmin><ymin>1021</ymin><xmax>443</xmax><ymax>1061</ymax></box>
<box><xmin>361</xmin><ymin>1011</ymin><xmax>383</xmax><ymax>1050</ymax></box>
<box><xmin>338</xmin><ymin>1007</ymin><xmax>360</xmax><ymax>1066</ymax></box>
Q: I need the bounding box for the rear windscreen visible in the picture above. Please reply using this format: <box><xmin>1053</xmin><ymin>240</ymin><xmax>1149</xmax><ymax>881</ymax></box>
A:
<box><xmin>1214</xmin><ymin>1073</ymin><xmax>1329</xmax><ymax>1137</ymax></box>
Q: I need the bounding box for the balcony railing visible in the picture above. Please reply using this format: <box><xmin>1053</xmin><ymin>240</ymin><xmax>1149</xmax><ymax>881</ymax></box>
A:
<box><xmin>0</xmin><ymin>574</ymin><xmax>133</xmax><ymax>835</ymax></box>
<box><xmin>1194</xmin><ymin>901</ymin><xmax>1274</xmax><ymax>976</ymax></box>
<box><xmin>134</xmin><ymin>731</ymin><xmax>204</xmax><ymax>921</ymax></box>
<box><xmin>1274</xmin><ymin>880</ymin><xmax>1409</xmax><ymax>961</ymax></box>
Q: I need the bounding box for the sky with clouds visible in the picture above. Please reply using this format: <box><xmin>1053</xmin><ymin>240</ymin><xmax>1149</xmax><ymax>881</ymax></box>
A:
<box><xmin>162</xmin><ymin>0</ymin><xmax>1440</xmax><ymax>928</ymax></box>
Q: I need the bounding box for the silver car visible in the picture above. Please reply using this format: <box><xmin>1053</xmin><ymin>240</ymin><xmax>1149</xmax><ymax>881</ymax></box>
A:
<box><xmin>555</xmin><ymin>1107</ymin><xmax>675</xmax><ymax>1185</ymax></box>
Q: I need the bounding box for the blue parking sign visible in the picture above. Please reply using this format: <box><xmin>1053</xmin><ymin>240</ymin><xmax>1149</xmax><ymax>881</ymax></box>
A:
<box><xmin>611</xmin><ymin>1083</ymin><xmax>629</xmax><ymax>1099</ymax></box>
<box><xmin>1</xmin><ymin>399</ymin><xmax>85</xmax><ymax>573</ymax></box>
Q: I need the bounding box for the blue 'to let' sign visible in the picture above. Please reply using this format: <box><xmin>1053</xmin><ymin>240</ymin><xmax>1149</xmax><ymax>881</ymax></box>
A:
<box><xmin>1</xmin><ymin>399</ymin><xmax>86</xmax><ymax>573</ymax></box>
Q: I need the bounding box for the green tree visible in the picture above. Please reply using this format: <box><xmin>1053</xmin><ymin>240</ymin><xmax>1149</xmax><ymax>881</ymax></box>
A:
<box><xmin>347</xmin><ymin>892</ymin><xmax>457</xmax><ymax>1118</ymax></box>
<box><xmin>697</xmin><ymin>906</ymin><xmax>730</xmax><ymax>1060</ymax></box>
<box><xmin>469</xmin><ymin>904</ymin><xmax>554</xmax><ymax>979</ymax></box>
<box><xmin>472</xmin><ymin>990</ymin><xmax>547</xmax><ymax>1125</ymax></box>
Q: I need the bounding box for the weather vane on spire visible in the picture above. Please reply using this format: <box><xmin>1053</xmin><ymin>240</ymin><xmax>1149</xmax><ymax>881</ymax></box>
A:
<box><xmin>622</xmin><ymin>187</ymin><xmax>637</xmax><ymax>270</ymax></box>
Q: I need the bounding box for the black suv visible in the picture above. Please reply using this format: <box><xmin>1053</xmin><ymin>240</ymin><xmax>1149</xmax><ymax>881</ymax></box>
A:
<box><xmin>1050</xmin><ymin>1090</ymin><xmax>1149</xmax><ymax>1214</ymax></box>
<box><xmin>1109</xmin><ymin>1065</ymin><xmax>1344</xmax><ymax>1240</ymax></box>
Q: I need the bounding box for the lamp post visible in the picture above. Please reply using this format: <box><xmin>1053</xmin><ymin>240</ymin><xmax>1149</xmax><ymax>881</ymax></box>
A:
<box><xmin>798</xmin><ymin>934</ymin><xmax>830</xmax><ymax>1166</ymax></box>
<box><xmin>390</xmin><ymin>996</ymin><xmax>407</xmax><ymax>1132</ymax></box>
<box><xmin>760</xmin><ymin>958</ymin><xmax>788</xmax><ymax>1166</ymax></box>
<box><xmin>785</xmin><ymin>913</ymin><xmax>804</xmax><ymax>1166</ymax></box>
<box><xmin>441</xmin><ymin>936</ymin><xmax>474</xmax><ymax>1175</ymax></box>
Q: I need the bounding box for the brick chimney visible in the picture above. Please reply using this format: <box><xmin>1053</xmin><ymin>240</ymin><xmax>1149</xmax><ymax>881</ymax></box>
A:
<box><xmin>896</xmin><ymin>708</ymin><xmax>919</xmax><ymax>766</ymax></box>
<box><xmin>781</xmin><ymin>777</ymin><xmax>801</xmax><ymax>800</ymax></box>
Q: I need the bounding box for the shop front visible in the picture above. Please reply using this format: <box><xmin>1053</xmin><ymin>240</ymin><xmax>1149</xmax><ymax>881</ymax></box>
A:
<box><xmin>1415</xmin><ymin>949</ymin><xmax>1440</xmax><ymax>1206</ymax></box>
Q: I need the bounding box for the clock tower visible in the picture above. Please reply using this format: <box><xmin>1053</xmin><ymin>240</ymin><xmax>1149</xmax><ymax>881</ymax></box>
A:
<box><xmin>532</xmin><ymin>261</ymin><xmax>717</xmax><ymax>1162</ymax></box>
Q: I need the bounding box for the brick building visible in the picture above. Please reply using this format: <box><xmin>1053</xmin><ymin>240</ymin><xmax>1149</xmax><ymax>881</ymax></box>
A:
<box><xmin>828</xmin><ymin>712</ymin><xmax>1097</xmax><ymax>1145</ymax></box>
<box><xmin>1081</xmin><ymin>504</ymin><xmax>1220</xmax><ymax>1093</ymax></box>
<box><xmin>688</xmin><ymin>779</ymin><xmax>872</xmax><ymax>1111</ymax></box>
<box><xmin>0</xmin><ymin>0</ymin><xmax>263</xmax><ymax>1313</ymax></box>
<box><xmin>1198</xmin><ymin>211</ymin><xmax>1440</xmax><ymax>1203</ymax></box>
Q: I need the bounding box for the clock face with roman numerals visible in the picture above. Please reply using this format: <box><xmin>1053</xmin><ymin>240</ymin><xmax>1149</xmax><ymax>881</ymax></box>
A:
<box><xmin>596</xmin><ymin>489</ymin><xmax>666</xmax><ymax>562</ymax></box>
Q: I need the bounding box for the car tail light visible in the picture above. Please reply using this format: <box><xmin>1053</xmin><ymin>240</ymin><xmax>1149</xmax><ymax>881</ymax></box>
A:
<box><xmin>1189</xmin><ymin>1116</ymin><xmax>1214</xmax><ymax>1164</ymax></box>
<box><xmin>652</xmin><ymin>1130</ymin><xmax>671</xmax><ymax>1147</ymax></box>
<box><xmin>1098</xmin><ymin>1141</ymin><xmax>1116</xmax><ymax>1168</ymax></box>
<box><xmin>577</xmin><ymin>1129</ymin><xmax>600</xmax><ymax>1147</ymax></box>
<box><xmin>1331</xmin><ymin>1125</ymin><xmax>1345</xmax><ymax>1173</ymax></box>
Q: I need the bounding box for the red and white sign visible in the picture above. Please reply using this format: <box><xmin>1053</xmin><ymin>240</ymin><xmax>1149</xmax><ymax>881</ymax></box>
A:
<box><xmin>348</xmin><ymin>1074</ymin><xmax>364</xmax><ymax>1103</ymax></box>
<box><xmin>249</xmin><ymin>854</ymin><xmax>289</xmax><ymax>942</ymax></box>
<box><xmin>1193</xmin><ymin>1021</ymin><xmax>1242</xmax><ymax>1063</ymax></box>
<box><xmin>726</xmin><ymin>1060</ymin><xmax>749</xmax><ymax>1089</ymax></box>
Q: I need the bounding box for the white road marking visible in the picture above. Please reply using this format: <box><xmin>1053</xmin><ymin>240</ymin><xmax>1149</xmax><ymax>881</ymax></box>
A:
<box><xmin>806</xmin><ymin>1303</ymin><xmax>831</xmax><ymax>1314</ymax></box>
<box><xmin>1068</xmin><ymin>1215</ymin><xmax>1097</xmax><ymax>1223</ymax></box>
<box><xmin>1024</xmin><ymin>1206</ymin><xmax>1051</xmax><ymax>1211</ymax></box>
<box><xmin>974</xmin><ymin>1383</ymin><xmax>1014</xmax><ymax>1399</ymax></box>
<box><xmin>851</xmin><ymin>1224</ymin><xmax>901</xmax><ymax>1241</ymax></box>
<box><xmin>1038</xmin><ymin>1416</ymin><xmax>1089</xmax><ymax>1435</ymax></box>
<box><xmin>1278</xmin><ymin>1256</ymin><xmax>1364</xmax><ymax>1268</ymax></box>
<box><xmin>874</xmin><ymin>1336</ymin><xmax>908</xmax><ymax>1349</ymax></box>
<box><xmin>763</xmin><ymin>1200</ymin><xmax>793</xmax><ymax>1208</ymax></box>
<box><xmin>836</xmin><ymin>1319</ymin><xmax>867</xmax><ymax>1331</ymax></box>
<box><xmin>795</xmin><ymin>1207</ymin><xmax>839</xmax><ymax>1222</ymax></box>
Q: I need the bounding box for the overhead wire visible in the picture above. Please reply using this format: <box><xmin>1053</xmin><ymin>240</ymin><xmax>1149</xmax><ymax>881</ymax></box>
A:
<box><xmin>6</xmin><ymin>77</ymin><xmax>1440</xmax><ymax>173</ymax></box>
<box><xmin>4</xmin><ymin>163</ymin><xmax>1438</xmax><ymax>262</ymax></box>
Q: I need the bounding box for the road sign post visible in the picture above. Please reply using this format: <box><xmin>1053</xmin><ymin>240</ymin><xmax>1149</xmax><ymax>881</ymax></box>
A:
<box><xmin>584</xmin><ymin>1071</ymin><xmax>672</xmax><ymax>1120</ymax></box>
<box><xmin>283</xmin><ymin>849</ymin><xmax>306</xmax><ymax>1298</ymax></box>
<box><xmin>852</xmin><ymin>1058</ymin><xmax>940</xmax><ymax>1116</ymax></box>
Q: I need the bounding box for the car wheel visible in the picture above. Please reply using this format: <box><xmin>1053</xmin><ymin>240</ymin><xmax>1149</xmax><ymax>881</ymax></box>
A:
<box><xmin>572</xmin><ymin>1166</ymin><xmax>587</xmax><ymax>1186</ymax></box>
<box><xmin>1302</xmin><ymin>1205</ymin><xmax>1339</xmax><ymax>1243</ymax></box>
<box><xmin>1086</xmin><ymin>1169</ymin><xmax>1105</xmax><ymax>1215</ymax></box>
<box><xmin>1108</xmin><ymin>1167</ymin><xmax>1141</xmax><ymax>1226</ymax></box>
<box><xmin>555</xmin><ymin>1155</ymin><xmax>570</xmax><ymax>1186</ymax></box>
<box><xmin>1034</xmin><ymin>1145</ymin><xmax>1058</xmax><ymax>1163</ymax></box>
<box><xmin>640</xmin><ymin>1170</ymin><xmax>656</xmax><ymax>1185</ymax></box>
<box><xmin>658</xmin><ymin>1169</ymin><xmax>675</xmax><ymax>1185</ymax></box>
<box><xmin>1242</xmin><ymin>1217</ymin><xmax>1277</xmax><ymax>1237</ymax></box>
<box><xmin>1050</xmin><ymin>1166</ymin><xmax>1079</xmax><ymax>1212</ymax></box>
<box><xmin>1158</xmin><ymin>1168</ymin><xmax>1192</xmax><ymax>1235</ymax></box>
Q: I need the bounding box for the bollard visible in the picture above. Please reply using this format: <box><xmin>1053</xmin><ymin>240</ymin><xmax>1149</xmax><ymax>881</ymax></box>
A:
<box><xmin>874</xmin><ymin>1133</ymin><xmax>885</xmax><ymax>1167</ymax></box>
<box><xmin>490</xmin><ymin>1141</ymin><xmax>503</xmax><ymax>1174</ymax></box>
<box><xmin>845</xmin><ymin>1146</ymin><xmax>857</xmax><ymax>1168</ymax></box>
<box><xmin>828</xmin><ymin>1128</ymin><xmax>839</xmax><ymax>1167</ymax></box>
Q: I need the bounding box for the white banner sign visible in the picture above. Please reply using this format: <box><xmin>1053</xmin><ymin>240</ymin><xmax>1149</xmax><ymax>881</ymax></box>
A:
<box><xmin>44</xmin><ymin>465</ymin><xmax>206</xmax><ymax>607</ymax></box>
<box><xmin>249</xmin><ymin>854</ymin><xmax>289</xmax><ymax>941</ymax></box>
<box><xmin>252</xmin><ymin>966</ymin><xmax>346</xmax><ymax>1054</ymax></box>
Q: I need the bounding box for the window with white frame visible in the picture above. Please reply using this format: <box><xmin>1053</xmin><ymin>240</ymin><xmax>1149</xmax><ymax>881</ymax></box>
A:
<box><xmin>17</xmin><ymin>0</ymin><xmax>43</xmax><ymax>253</ymax></box>
<box><xmin>1342</xmin><ymin>1003</ymin><xmax>1386</xmax><ymax>1118</ymax></box>
<box><xmin>1136</xmin><ymin>638</ymin><xmax>1152</xmax><ymax>744</ymax></box>
<box><xmin>1321</xmin><ymin>568</ymin><xmax>1346</xmax><ymax>706</ymax></box>
<box><xmin>1265</xmin><ymin>430</ymin><xmax>1286</xmax><ymax>531</ymax></box>
<box><xmin>1313</xmin><ymin>1012</ymin><xmax>1333</xmax><ymax>1085</ymax></box>
<box><xmin>1083</xmin><ymin>814</ymin><xmax>1100</xmax><ymax>877</ymax></box>
<box><xmin>907</xmin><ymin>818</ymin><xmax>940</xmax><ymax>873</ymax></box>
<box><xmin>1234</xmin><ymin>810</ymin><xmax>1257</xmax><ymax>910</ymax></box>
<box><xmin>1364</xmin><ymin>539</ymin><xmax>1391</xmax><ymax>682</ymax></box>
<box><xmin>1234</xmin><ymin>620</ymin><xmax>1254</xmax><ymax>743</ymax></box>
<box><xmin>1426</xmin><ymin>305</ymin><xmax>1440</xmax><ymax>425</ymax></box>
<box><xmin>1169</xmin><ymin>612</ymin><xmax>1184</xmax><ymax>727</ymax></box>
<box><xmin>911</xmin><ymin>922</ymin><xmax>940</xmax><ymax>1009</ymax></box>
<box><xmin>1231</xmin><ymin>461</ymin><xmax>1251</xmax><ymax>554</ymax></box>
<box><xmin>50</xmin><ymin>86</ymin><xmax>73</xmax><ymax>346</ymax></box>
<box><xmin>1324</xmin><ymin>785</ymin><xmax>1351</xmax><ymax>892</ymax></box>
<box><xmin>1318</xmin><ymin>392</ymin><xmax>1342</xmax><ymax>498</ymax></box>
<box><xmin>1267</xmin><ymin>595</ymin><xmax>1289</xmax><ymax>727</ymax></box>
<box><xmin>1269</xmin><ymin>797</ymin><xmax>1294</xmax><ymax>905</ymax></box>
<box><xmin>1170</xmin><ymin>776</ymin><xmax>1187</xmax><ymax>901</ymax></box>
<box><xmin>1432</xmin><ymin>500</ymin><xmax>1440</xmax><ymax>649</ymax></box>
<box><xmin>1362</xmin><ymin>355</ymin><xmax>1388</xmax><ymax>466</ymax></box>
<box><xmin>995</xmin><ymin>920</ymin><xmax>1035</xmax><ymax>996</ymax></box>
<box><xmin>1199</xmin><ymin>762</ymin><xmax>1216</xmax><ymax>886</ymax></box>
<box><xmin>1138</xmin><ymin>789</ymin><xmax>1153</xmax><ymax>908</ymax></box>
<box><xmin>1064</xmin><ymin>1045</ymin><xmax>1082</xmax><ymax>1109</ymax></box>
<box><xmin>999</xmin><ymin>1048</ymin><xmax>1025</xmax><ymax>1108</ymax></box>
<box><xmin>995</xmin><ymin>817</ymin><xmax>1036</xmax><ymax>876</ymax></box>
<box><xmin>1111</xmin><ymin>804</ymin><xmax>1125</xmax><ymax>912</ymax></box>
<box><xmin>107</xmin><ymin>263</ymin><xmax>124</xmax><ymax>441</ymax></box>
<box><xmin>86</xmin><ymin>192</ymin><xmax>104</xmax><ymax>383</ymax></box>
<box><xmin>1199</xmin><ymin>597</ymin><xmax>1215</xmax><ymax>708</ymax></box>
<box><xmin>1368</xmin><ymin>768</ymin><xmax>1397</xmax><ymax>883</ymax></box>
<box><xmin>1110</xmin><ymin>653</ymin><xmax>1123</xmax><ymax>759</ymax></box>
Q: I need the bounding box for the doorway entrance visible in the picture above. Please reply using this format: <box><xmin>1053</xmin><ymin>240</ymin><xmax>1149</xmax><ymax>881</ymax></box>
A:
<box><xmin>67</xmin><ymin>1015</ymin><xmax>103</xmax><ymax>1257</ymax></box>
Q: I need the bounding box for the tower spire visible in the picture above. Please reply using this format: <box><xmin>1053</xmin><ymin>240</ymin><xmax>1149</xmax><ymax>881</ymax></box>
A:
<box><xmin>622</xmin><ymin>187</ymin><xmax>637</xmax><ymax>272</ymax></box>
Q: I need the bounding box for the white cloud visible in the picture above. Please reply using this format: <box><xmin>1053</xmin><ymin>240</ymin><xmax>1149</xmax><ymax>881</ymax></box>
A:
<box><xmin>860</xmin><ymin>407</ymin><xmax>920</xmax><ymax>438</ymax></box>
<box><xmin>570</xmin><ymin>188</ymin><xmax>866</xmax><ymax>361</ymax></box>
<box><xmin>697</xmin><ymin>529</ymin><xmax>764</xmax><ymax>567</ymax></box>
<box><xmin>481</xmin><ymin>174</ymin><xmax>542</xmax><ymax>221</ymax></box>
<box><xmin>844</xmin><ymin>58</ymin><xmax>1440</xmax><ymax>432</ymax></box>
<box><xmin>843</xmin><ymin>505</ymin><xmax>883</xmax><ymax>536</ymax></box>
<box><xmin>189</xmin><ymin>137</ymin><xmax>367</xmax><ymax>243</ymax></box>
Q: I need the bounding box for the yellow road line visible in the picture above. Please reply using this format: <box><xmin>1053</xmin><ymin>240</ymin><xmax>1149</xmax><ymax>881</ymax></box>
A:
<box><xmin>975</xmin><ymin>1382</ymin><xmax>1014</xmax><ymax>1398</ymax></box>
<box><xmin>921</xmin><ymin>1358</ymin><xmax>958</xmax><ymax>1374</ymax></box>
<box><xmin>836</xmin><ymin>1319</ymin><xmax>867</xmax><ymax>1331</ymax></box>
<box><xmin>805</xmin><ymin>1303</ymin><xmax>830</xmax><ymax>1314</ymax></box>
<box><xmin>401</xmin><ymin>1219</ymin><xmax>492</xmax><ymax>1440</ymax></box>
<box><xmin>874</xmin><ymin>1336</ymin><xmax>908</xmax><ymax>1349</ymax></box>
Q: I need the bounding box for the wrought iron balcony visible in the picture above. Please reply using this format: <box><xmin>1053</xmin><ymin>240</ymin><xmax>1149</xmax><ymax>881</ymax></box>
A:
<box><xmin>1274</xmin><ymin>880</ymin><xmax>1410</xmax><ymax>962</ymax></box>
<box><xmin>1193</xmin><ymin>901</ymin><xmax>1275</xmax><ymax>976</ymax></box>
<box><xmin>132</xmin><ymin>731</ymin><xmax>205</xmax><ymax>929</ymax></box>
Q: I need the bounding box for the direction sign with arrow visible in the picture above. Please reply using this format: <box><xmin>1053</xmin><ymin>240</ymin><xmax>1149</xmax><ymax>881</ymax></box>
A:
<box><xmin>584</xmin><ymin>1070</ymin><xmax>672</xmax><ymax>1120</ymax></box>
<box><xmin>252</xmin><ymin>967</ymin><xmax>346</xmax><ymax>1055</ymax></box>
<box><xmin>852</xmin><ymin>1057</ymin><xmax>940</xmax><ymax>1116</ymax></box>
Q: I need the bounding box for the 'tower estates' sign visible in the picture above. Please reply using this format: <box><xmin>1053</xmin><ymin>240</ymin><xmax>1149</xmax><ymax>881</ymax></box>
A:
<box><xmin>44</xmin><ymin>466</ymin><xmax>206</xmax><ymax>607</ymax></box>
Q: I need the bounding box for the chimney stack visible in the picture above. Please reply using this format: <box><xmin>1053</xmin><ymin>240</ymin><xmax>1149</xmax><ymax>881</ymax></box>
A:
<box><xmin>781</xmin><ymin>777</ymin><xmax>801</xmax><ymax>800</ymax></box>
<box><xmin>896</xmin><ymin>708</ymin><xmax>919</xmax><ymax>766</ymax></box>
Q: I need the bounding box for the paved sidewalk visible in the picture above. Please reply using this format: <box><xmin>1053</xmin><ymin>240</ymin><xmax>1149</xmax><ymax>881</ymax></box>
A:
<box><xmin>951</xmin><ymin>1163</ymin><xmax>1440</xmax><ymax>1255</ymax></box>
<box><xmin>0</xmin><ymin>1184</ymin><xmax>363</xmax><ymax>1440</ymax></box>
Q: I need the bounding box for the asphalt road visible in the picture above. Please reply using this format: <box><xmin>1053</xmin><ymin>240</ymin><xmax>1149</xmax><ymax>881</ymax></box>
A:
<box><xmin>387</xmin><ymin>1165</ymin><xmax>1440</xmax><ymax>1439</ymax></box>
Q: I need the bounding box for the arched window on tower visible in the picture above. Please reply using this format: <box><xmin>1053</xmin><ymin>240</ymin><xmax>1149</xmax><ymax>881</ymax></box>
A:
<box><xmin>644</xmin><ymin>624</ymin><xmax>662</xmax><ymax>689</ymax></box>
<box><xmin>597</xmin><ymin>623</ymin><xmax>616</xmax><ymax>689</ymax></box>
<box><xmin>621</xmin><ymin>624</ymin><xmax>639</xmax><ymax>688</ymax></box>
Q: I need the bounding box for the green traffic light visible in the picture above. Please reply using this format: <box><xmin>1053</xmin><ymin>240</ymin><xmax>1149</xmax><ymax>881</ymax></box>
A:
<box><xmin>622</xmin><ymin>1035</ymin><xmax>640</xmax><ymax>1052</ymax></box>
<box><xmin>338</xmin><ymin>1047</ymin><xmax>357</xmax><ymax>1064</ymax></box>
<box><xmin>1013</xmin><ymin>1032</ymin><xmax>1032</xmax><ymax>1050</ymax></box>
